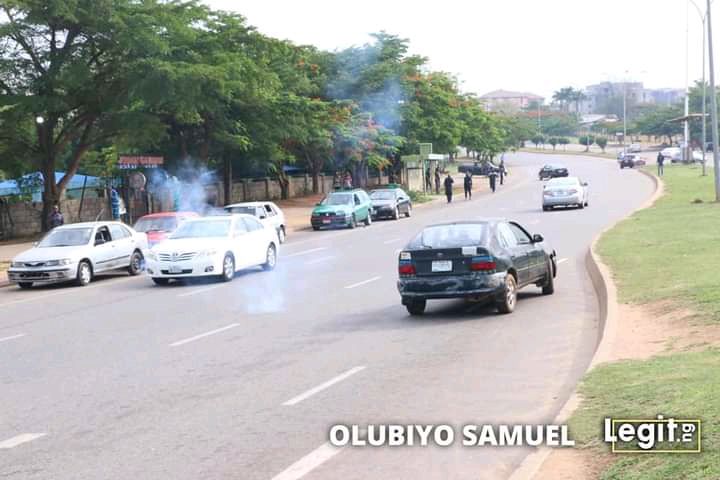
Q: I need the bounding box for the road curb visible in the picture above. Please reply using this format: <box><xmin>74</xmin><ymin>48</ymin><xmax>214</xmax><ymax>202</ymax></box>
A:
<box><xmin>507</xmin><ymin>168</ymin><xmax>664</xmax><ymax>480</ymax></box>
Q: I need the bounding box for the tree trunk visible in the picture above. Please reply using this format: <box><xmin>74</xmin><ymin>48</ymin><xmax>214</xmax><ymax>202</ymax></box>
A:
<box><xmin>41</xmin><ymin>166</ymin><xmax>60</xmax><ymax>232</ymax></box>
<box><xmin>223</xmin><ymin>157</ymin><xmax>232</xmax><ymax>205</ymax></box>
<box><xmin>279</xmin><ymin>178</ymin><xmax>290</xmax><ymax>200</ymax></box>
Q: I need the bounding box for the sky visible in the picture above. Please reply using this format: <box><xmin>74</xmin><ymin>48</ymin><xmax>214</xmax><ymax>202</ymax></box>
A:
<box><xmin>205</xmin><ymin>0</ymin><xmax>712</xmax><ymax>101</ymax></box>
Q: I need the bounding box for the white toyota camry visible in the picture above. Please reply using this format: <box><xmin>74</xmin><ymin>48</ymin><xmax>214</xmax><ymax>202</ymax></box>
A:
<box><xmin>145</xmin><ymin>214</ymin><xmax>279</xmax><ymax>285</ymax></box>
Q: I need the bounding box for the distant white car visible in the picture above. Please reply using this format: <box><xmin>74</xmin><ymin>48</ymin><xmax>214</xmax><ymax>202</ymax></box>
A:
<box><xmin>224</xmin><ymin>201</ymin><xmax>287</xmax><ymax>243</ymax></box>
<box><xmin>145</xmin><ymin>214</ymin><xmax>279</xmax><ymax>285</ymax></box>
<box><xmin>7</xmin><ymin>221</ymin><xmax>148</xmax><ymax>288</ymax></box>
<box><xmin>660</xmin><ymin>147</ymin><xmax>704</xmax><ymax>163</ymax></box>
<box><xmin>628</xmin><ymin>143</ymin><xmax>642</xmax><ymax>153</ymax></box>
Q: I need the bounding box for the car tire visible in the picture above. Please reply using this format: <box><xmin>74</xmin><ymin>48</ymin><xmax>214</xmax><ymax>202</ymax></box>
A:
<box><xmin>405</xmin><ymin>204</ymin><xmax>412</xmax><ymax>217</ymax></box>
<box><xmin>278</xmin><ymin>226</ymin><xmax>286</xmax><ymax>244</ymax></box>
<box><xmin>312</xmin><ymin>226</ymin><xmax>320</xmax><ymax>231</ymax></box>
<box><xmin>542</xmin><ymin>206</ymin><xmax>550</xmax><ymax>211</ymax></box>
<box><xmin>406</xmin><ymin>300</ymin><xmax>426</xmax><ymax>316</ymax></box>
<box><xmin>364</xmin><ymin>212</ymin><xmax>372</xmax><ymax>226</ymax></box>
<box><xmin>18</xmin><ymin>282</ymin><xmax>32</xmax><ymax>289</ymax></box>
<box><xmin>262</xmin><ymin>243</ymin><xmax>277</xmax><ymax>271</ymax></box>
<box><xmin>152</xmin><ymin>278</ymin><xmax>169</xmax><ymax>286</ymax></box>
<box><xmin>578</xmin><ymin>202</ymin><xmax>584</xmax><ymax>209</ymax></box>
<box><xmin>496</xmin><ymin>274</ymin><xmax>517</xmax><ymax>314</ymax></box>
<box><xmin>542</xmin><ymin>260</ymin><xmax>555</xmax><ymax>295</ymax></box>
<box><xmin>75</xmin><ymin>260</ymin><xmax>92</xmax><ymax>287</ymax></box>
<box><xmin>127</xmin><ymin>250</ymin><xmax>143</xmax><ymax>276</ymax></box>
<box><xmin>220</xmin><ymin>254</ymin><xmax>234</xmax><ymax>282</ymax></box>
<box><xmin>393</xmin><ymin>207</ymin><xmax>400</xmax><ymax>220</ymax></box>
<box><xmin>349</xmin><ymin>215</ymin><xmax>357</xmax><ymax>229</ymax></box>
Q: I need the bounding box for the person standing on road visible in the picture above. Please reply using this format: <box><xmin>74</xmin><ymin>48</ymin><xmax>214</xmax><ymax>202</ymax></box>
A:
<box><xmin>49</xmin><ymin>205</ymin><xmax>64</xmax><ymax>229</ymax></box>
<box><xmin>434</xmin><ymin>167</ymin><xmax>441</xmax><ymax>194</ymax></box>
<box><xmin>463</xmin><ymin>171</ymin><xmax>472</xmax><ymax>199</ymax></box>
<box><xmin>444</xmin><ymin>173</ymin><xmax>454</xmax><ymax>203</ymax></box>
<box><xmin>657</xmin><ymin>152</ymin><xmax>664</xmax><ymax>176</ymax></box>
<box><xmin>343</xmin><ymin>171</ymin><xmax>352</xmax><ymax>189</ymax></box>
<box><xmin>425</xmin><ymin>167</ymin><xmax>432</xmax><ymax>191</ymax></box>
<box><xmin>499</xmin><ymin>159</ymin><xmax>506</xmax><ymax>185</ymax></box>
<box><xmin>488</xmin><ymin>168</ymin><xmax>498</xmax><ymax>193</ymax></box>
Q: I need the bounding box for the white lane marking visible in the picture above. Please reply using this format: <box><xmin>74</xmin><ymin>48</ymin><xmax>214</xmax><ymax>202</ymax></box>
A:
<box><xmin>285</xmin><ymin>247</ymin><xmax>327</xmax><ymax>258</ymax></box>
<box><xmin>344</xmin><ymin>276</ymin><xmax>381</xmax><ymax>289</ymax></box>
<box><xmin>305</xmin><ymin>256</ymin><xmax>335</xmax><ymax>265</ymax></box>
<box><xmin>0</xmin><ymin>433</ymin><xmax>46</xmax><ymax>449</ymax></box>
<box><xmin>558</xmin><ymin>258</ymin><xmax>568</xmax><ymax>264</ymax></box>
<box><xmin>283</xmin><ymin>366</ymin><xmax>367</xmax><ymax>406</ymax></box>
<box><xmin>383</xmin><ymin>238</ymin><xmax>401</xmax><ymax>244</ymax></box>
<box><xmin>0</xmin><ymin>276</ymin><xmax>139</xmax><ymax>308</ymax></box>
<box><xmin>177</xmin><ymin>285</ymin><xmax>223</xmax><ymax>298</ymax></box>
<box><xmin>0</xmin><ymin>334</ymin><xmax>26</xmax><ymax>343</ymax></box>
<box><xmin>270</xmin><ymin>442</ymin><xmax>343</xmax><ymax>480</ymax></box>
<box><xmin>527</xmin><ymin>219</ymin><xmax>540</xmax><ymax>225</ymax></box>
<box><xmin>169</xmin><ymin>323</ymin><xmax>240</xmax><ymax>347</ymax></box>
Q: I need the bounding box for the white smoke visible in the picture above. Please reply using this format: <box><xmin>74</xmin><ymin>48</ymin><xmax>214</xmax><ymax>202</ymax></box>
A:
<box><xmin>146</xmin><ymin>158</ymin><xmax>218</xmax><ymax>213</ymax></box>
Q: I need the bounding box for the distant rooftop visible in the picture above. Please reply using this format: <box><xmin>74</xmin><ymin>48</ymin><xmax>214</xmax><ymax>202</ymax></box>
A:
<box><xmin>480</xmin><ymin>89</ymin><xmax>543</xmax><ymax>100</ymax></box>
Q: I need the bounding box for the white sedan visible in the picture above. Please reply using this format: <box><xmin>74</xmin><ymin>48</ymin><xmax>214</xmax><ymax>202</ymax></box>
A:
<box><xmin>145</xmin><ymin>214</ymin><xmax>279</xmax><ymax>285</ymax></box>
<box><xmin>224</xmin><ymin>201</ymin><xmax>287</xmax><ymax>243</ymax></box>
<box><xmin>542</xmin><ymin>176</ymin><xmax>589</xmax><ymax>211</ymax></box>
<box><xmin>7</xmin><ymin>221</ymin><xmax>148</xmax><ymax>288</ymax></box>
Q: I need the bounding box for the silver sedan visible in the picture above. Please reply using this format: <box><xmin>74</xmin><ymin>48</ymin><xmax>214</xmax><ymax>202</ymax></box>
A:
<box><xmin>542</xmin><ymin>176</ymin><xmax>589</xmax><ymax>211</ymax></box>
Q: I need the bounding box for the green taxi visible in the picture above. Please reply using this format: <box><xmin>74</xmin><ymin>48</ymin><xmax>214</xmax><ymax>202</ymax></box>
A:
<box><xmin>311</xmin><ymin>188</ymin><xmax>373</xmax><ymax>230</ymax></box>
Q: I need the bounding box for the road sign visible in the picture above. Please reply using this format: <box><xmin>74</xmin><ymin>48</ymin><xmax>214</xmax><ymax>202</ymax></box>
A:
<box><xmin>118</xmin><ymin>156</ymin><xmax>164</xmax><ymax>169</ymax></box>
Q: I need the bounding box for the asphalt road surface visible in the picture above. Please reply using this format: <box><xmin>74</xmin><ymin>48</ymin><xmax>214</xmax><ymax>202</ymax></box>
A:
<box><xmin>0</xmin><ymin>152</ymin><xmax>655</xmax><ymax>480</ymax></box>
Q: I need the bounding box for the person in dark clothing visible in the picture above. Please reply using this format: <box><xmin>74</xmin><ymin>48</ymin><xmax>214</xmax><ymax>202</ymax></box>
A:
<box><xmin>444</xmin><ymin>173</ymin><xmax>454</xmax><ymax>203</ymax></box>
<box><xmin>49</xmin><ymin>205</ymin><xmax>64</xmax><ymax>229</ymax></box>
<box><xmin>657</xmin><ymin>152</ymin><xmax>664</xmax><ymax>176</ymax></box>
<box><xmin>499</xmin><ymin>160</ymin><xmax>506</xmax><ymax>185</ymax></box>
<box><xmin>434</xmin><ymin>167</ymin><xmax>441</xmax><ymax>194</ymax></box>
<box><xmin>488</xmin><ymin>169</ymin><xmax>498</xmax><ymax>193</ymax></box>
<box><xmin>463</xmin><ymin>172</ymin><xmax>472</xmax><ymax>199</ymax></box>
<box><xmin>425</xmin><ymin>167</ymin><xmax>432</xmax><ymax>191</ymax></box>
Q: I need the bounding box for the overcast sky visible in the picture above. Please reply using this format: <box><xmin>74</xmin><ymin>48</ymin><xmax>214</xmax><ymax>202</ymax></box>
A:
<box><xmin>205</xmin><ymin>0</ymin><xmax>711</xmax><ymax>100</ymax></box>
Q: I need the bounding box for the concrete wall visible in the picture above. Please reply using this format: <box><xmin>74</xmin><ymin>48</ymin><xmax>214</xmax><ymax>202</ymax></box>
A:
<box><xmin>4</xmin><ymin>197</ymin><xmax>113</xmax><ymax>238</ymax></box>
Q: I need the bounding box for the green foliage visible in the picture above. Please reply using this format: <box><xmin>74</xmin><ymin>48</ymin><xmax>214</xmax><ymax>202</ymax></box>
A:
<box><xmin>595</xmin><ymin>137</ymin><xmax>608</xmax><ymax>151</ymax></box>
<box><xmin>558</xmin><ymin>137</ymin><xmax>570</xmax><ymax>150</ymax></box>
<box><xmin>631</xmin><ymin>103</ymin><xmax>684</xmax><ymax>144</ymax></box>
<box><xmin>530</xmin><ymin>135</ymin><xmax>545</xmax><ymax>147</ymax></box>
<box><xmin>541</xmin><ymin>114</ymin><xmax>579</xmax><ymax>136</ymax></box>
<box><xmin>578</xmin><ymin>135</ymin><xmax>595</xmax><ymax>146</ymax></box>
<box><xmin>547</xmin><ymin>137</ymin><xmax>558</xmax><ymax>150</ymax></box>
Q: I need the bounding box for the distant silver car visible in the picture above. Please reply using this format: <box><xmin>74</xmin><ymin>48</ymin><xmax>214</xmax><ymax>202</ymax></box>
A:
<box><xmin>542</xmin><ymin>176</ymin><xmax>589</xmax><ymax>211</ymax></box>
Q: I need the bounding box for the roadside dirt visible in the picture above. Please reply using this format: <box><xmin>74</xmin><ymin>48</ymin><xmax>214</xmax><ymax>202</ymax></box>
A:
<box><xmin>533</xmin><ymin>301</ymin><xmax>720</xmax><ymax>479</ymax></box>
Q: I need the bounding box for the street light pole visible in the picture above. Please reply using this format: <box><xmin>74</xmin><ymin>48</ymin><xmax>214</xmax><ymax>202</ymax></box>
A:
<box><xmin>685</xmin><ymin>0</ymin><xmax>691</xmax><ymax>163</ymax></box>
<box><xmin>707</xmin><ymin>0</ymin><xmax>720</xmax><ymax>200</ymax></box>
<box><xmin>690</xmin><ymin>0</ymin><xmax>709</xmax><ymax>174</ymax></box>
<box><xmin>623</xmin><ymin>76</ymin><xmax>627</xmax><ymax>153</ymax></box>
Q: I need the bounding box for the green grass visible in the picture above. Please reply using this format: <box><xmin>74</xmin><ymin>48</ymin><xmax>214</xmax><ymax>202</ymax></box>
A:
<box><xmin>596</xmin><ymin>166</ymin><xmax>720</xmax><ymax>321</ymax></box>
<box><xmin>408</xmin><ymin>190</ymin><xmax>436</xmax><ymax>203</ymax></box>
<box><xmin>518</xmin><ymin>147</ymin><xmax>616</xmax><ymax>159</ymax></box>
<box><xmin>568</xmin><ymin>165</ymin><xmax>720</xmax><ymax>479</ymax></box>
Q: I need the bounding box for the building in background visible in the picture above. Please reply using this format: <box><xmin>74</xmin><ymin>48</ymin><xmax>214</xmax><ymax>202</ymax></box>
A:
<box><xmin>479</xmin><ymin>90</ymin><xmax>544</xmax><ymax>112</ymax></box>
<box><xmin>579</xmin><ymin>81</ymin><xmax>685</xmax><ymax>114</ymax></box>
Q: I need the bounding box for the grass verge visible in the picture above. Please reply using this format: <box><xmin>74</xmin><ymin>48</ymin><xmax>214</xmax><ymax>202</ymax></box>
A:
<box><xmin>408</xmin><ymin>190</ymin><xmax>437</xmax><ymax>203</ymax></box>
<box><xmin>567</xmin><ymin>165</ymin><xmax>720</xmax><ymax>479</ymax></box>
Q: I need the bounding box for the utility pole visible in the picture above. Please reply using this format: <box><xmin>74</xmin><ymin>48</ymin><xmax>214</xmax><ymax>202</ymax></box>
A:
<box><xmin>703</xmin><ymin>11</ymin><xmax>708</xmax><ymax>175</ymax></box>
<box><xmin>685</xmin><ymin>0</ymin><xmax>691</xmax><ymax>163</ymax></box>
<box><xmin>708</xmin><ymin>0</ymin><xmax>720</xmax><ymax>200</ymax></box>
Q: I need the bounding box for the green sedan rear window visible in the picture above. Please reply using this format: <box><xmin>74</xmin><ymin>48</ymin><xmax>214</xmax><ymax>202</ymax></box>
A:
<box><xmin>407</xmin><ymin>224</ymin><xmax>487</xmax><ymax>249</ymax></box>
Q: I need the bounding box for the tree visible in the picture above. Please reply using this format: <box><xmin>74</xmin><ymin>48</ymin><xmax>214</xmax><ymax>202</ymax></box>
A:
<box><xmin>596</xmin><ymin>137</ymin><xmax>608</xmax><ymax>152</ymax></box>
<box><xmin>578</xmin><ymin>135</ymin><xmax>594</xmax><ymax>151</ymax></box>
<box><xmin>558</xmin><ymin>137</ymin><xmax>570</xmax><ymax>150</ymax></box>
<box><xmin>548</xmin><ymin>137</ymin><xmax>558</xmax><ymax>150</ymax></box>
<box><xmin>0</xmin><ymin>0</ymin><xmax>176</xmax><ymax>230</ymax></box>
<box><xmin>531</xmin><ymin>135</ymin><xmax>545</xmax><ymax>148</ymax></box>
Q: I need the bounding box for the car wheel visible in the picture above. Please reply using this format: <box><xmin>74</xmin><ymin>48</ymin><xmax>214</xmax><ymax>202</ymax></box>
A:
<box><xmin>220</xmin><ymin>254</ymin><xmax>234</xmax><ymax>282</ymax></box>
<box><xmin>127</xmin><ymin>250</ymin><xmax>143</xmax><ymax>275</ymax></box>
<box><xmin>18</xmin><ymin>282</ymin><xmax>32</xmax><ymax>289</ymax></box>
<box><xmin>405</xmin><ymin>204</ymin><xmax>412</xmax><ymax>217</ymax></box>
<box><xmin>393</xmin><ymin>207</ymin><xmax>400</xmax><ymax>220</ymax></box>
<box><xmin>152</xmin><ymin>278</ymin><xmax>169</xmax><ymax>286</ymax></box>
<box><xmin>277</xmin><ymin>226</ymin><xmax>286</xmax><ymax>244</ymax></box>
<box><xmin>349</xmin><ymin>215</ymin><xmax>357</xmax><ymax>229</ymax></box>
<box><xmin>262</xmin><ymin>243</ymin><xmax>277</xmax><ymax>271</ymax></box>
<box><xmin>496</xmin><ymin>274</ymin><xmax>517</xmax><ymax>314</ymax></box>
<box><xmin>542</xmin><ymin>206</ymin><xmax>550</xmax><ymax>211</ymax></box>
<box><xmin>578</xmin><ymin>202</ymin><xmax>584</xmax><ymax>209</ymax></box>
<box><xmin>406</xmin><ymin>300</ymin><xmax>426</xmax><ymax>316</ymax></box>
<box><xmin>542</xmin><ymin>260</ymin><xmax>555</xmax><ymax>295</ymax></box>
<box><xmin>364</xmin><ymin>212</ymin><xmax>372</xmax><ymax>226</ymax></box>
<box><xmin>312</xmin><ymin>226</ymin><xmax>320</xmax><ymax>231</ymax></box>
<box><xmin>75</xmin><ymin>260</ymin><xmax>92</xmax><ymax>287</ymax></box>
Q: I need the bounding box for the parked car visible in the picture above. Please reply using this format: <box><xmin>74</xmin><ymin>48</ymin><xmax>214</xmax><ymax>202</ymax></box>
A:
<box><xmin>397</xmin><ymin>220</ymin><xmax>557</xmax><ymax>315</ymax></box>
<box><xmin>7</xmin><ymin>221</ymin><xmax>148</xmax><ymax>288</ymax></box>
<box><xmin>145</xmin><ymin>214</ymin><xmax>279</xmax><ymax>285</ymax></box>
<box><xmin>310</xmin><ymin>188</ymin><xmax>372</xmax><ymax>230</ymax></box>
<box><xmin>661</xmin><ymin>147</ymin><xmax>704</xmax><ymax>163</ymax></box>
<box><xmin>458</xmin><ymin>161</ymin><xmax>494</xmax><ymax>176</ymax></box>
<box><xmin>542</xmin><ymin>176</ymin><xmax>589</xmax><ymax>211</ymax></box>
<box><xmin>224</xmin><ymin>201</ymin><xmax>287</xmax><ymax>243</ymax></box>
<box><xmin>133</xmin><ymin>212</ymin><xmax>199</xmax><ymax>248</ymax></box>
<box><xmin>369</xmin><ymin>185</ymin><xmax>412</xmax><ymax>220</ymax></box>
<box><xmin>538</xmin><ymin>164</ymin><xmax>569</xmax><ymax>180</ymax></box>
<box><xmin>628</xmin><ymin>143</ymin><xmax>642</xmax><ymax>153</ymax></box>
<box><xmin>619</xmin><ymin>154</ymin><xmax>641</xmax><ymax>169</ymax></box>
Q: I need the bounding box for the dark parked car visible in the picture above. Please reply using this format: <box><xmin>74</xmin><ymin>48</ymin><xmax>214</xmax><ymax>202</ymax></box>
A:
<box><xmin>397</xmin><ymin>219</ymin><xmax>557</xmax><ymax>316</ymax></box>
<box><xmin>619</xmin><ymin>154</ymin><xmax>640</xmax><ymax>169</ymax></box>
<box><xmin>458</xmin><ymin>161</ymin><xmax>494</xmax><ymax>176</ymax></box>
<box><xmin>369</xmin><ymin>186</ymin><xmax>412</xmax><ymax>220</ymax></box>
<box><xmin>538</xmin><ymin>164</ymin><xmax>568</xmax><ymax>180</ymax></box>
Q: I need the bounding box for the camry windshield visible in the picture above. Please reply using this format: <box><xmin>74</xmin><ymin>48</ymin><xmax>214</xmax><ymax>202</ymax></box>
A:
<box><xmin>37</xmin><ymin>228</ymin><xmax>93</xmax><ymax>247</ymax></box>
<box><xmin>133</xmin><ymin>217</ymin><xmax>178</xmax><ymax>233</ymax></box>
<box><xmin>547</xmin><ymin>178</ymin><xmax>578</xmax><ymax>187</ymax></box>
<box><xmin>407</xmin><ymin>224</ymin><xmax>487</xmax><ymax>249</ymax></box>
<box><xmin>371</xmin><ymin>191</ymin><xmax>395</xmax><ymax>200</ymax></box>
<box><xmin>322</xmin><ymin>194</ymin><xmax>352</xmax><ymax>206</ymax></box>
<box><xmin>170</xmin><ymin>220</ymin><xmax>231</xmax><ymax>239</ymax></box>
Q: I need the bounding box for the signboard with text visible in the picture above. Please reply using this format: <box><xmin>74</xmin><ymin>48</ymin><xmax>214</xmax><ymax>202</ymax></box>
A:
<box><xmin>118</xmin><ymin>156</ymin><xmax>164</xmax><ymax>170</ymax></box>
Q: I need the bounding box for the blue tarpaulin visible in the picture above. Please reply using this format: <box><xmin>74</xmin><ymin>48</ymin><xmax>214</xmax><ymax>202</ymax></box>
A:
<box><xmin>0</xmin><ymin>171</ymin><xmax>104</xmax><ymax>198</ymax></box>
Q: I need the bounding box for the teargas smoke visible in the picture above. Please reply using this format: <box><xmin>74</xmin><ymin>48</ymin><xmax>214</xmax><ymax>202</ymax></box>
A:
<box><xmin>146</xmin><ymin>158</ymin><xmax>218</xmax><ymax>214</ymax></box>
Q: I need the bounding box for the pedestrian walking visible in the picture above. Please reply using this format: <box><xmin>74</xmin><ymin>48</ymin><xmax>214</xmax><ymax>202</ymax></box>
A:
<box><xmin>444</xmin><ymin>173</ymin><xmax>454</xmax><ymax>203</ymax></box>
<box><xmin>48</xmin><ymin>205</ymin><xmax>64</xmax><ymax>229</ymax></box>
<box><xmin>425</xmin><ymin>167</ymin><xmax>432</xmax><ymax>191</ymax></box>
<box><xmin>499</xmin><ymin>159</ymin><xmax>506</xmax><ymax>185</ymax></box>
<box><xmin>488</xmin><ymin>168</ymin><xmax>498</xmax><ymax>193</ymax></box>
<box><xmin>657</xmin><ymin>152</ymin><xmax>664</xmax><ymax>176</ymax></box>
<box><xmin>434</xmin><ymin>167</ymin><xmax>441</xmax><ymax>194</ymax></box>
<box><xmin>463</xmin><ymin>171</ymin><xmax>472</xmax><ymax>199</ymax></box>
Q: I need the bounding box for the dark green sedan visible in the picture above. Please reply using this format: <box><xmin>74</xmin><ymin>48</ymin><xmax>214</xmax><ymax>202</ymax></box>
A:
<box><xmin>397</xmin><ymin>219</ymin><xmax>557</xmax><ymax>315</ymax></box>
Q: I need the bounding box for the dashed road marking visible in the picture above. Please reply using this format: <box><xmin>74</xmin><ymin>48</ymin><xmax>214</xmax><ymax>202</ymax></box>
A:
<box><xmin>169</xmin><ymin>323</ymin><xmax>240</xmax><ymax>347</ymax></box>
<box><xmin>344</xmin><ymin>276</ymin><xmax>381</xmax><ymax>289</ymax></box>
<box><xmin>283</xmin><ymin>366</ymin><xmax>366</xmax><ymax>406</ymax></box>
<box><xmin>0</xmin><ymin>433</ymin><xmax>46</xmax><ymax>449</ymax></box>
<box><xmin>0</xmin><ymin>334</ymin><xmax>26</xmax><ymax>343</ymax></box>
<box><xmin>270</xmin><ymin>442</ymin><xmax>343</xmax><ymax>480</ymax></box>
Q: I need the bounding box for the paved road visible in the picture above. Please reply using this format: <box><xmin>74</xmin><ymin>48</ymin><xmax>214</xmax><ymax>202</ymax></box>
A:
<box><xmin>0</xmin><ymin>153</ymin><xmax>654</xmax><ymax>480</ymax></box>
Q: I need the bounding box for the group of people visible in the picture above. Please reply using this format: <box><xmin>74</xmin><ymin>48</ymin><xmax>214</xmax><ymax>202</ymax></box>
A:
<box><xmin>332</xmin><ymin>171</ymin><xmax>353</xmax><ymax>189</ymax></box>
<box><xmin>429</xmin><ymin>160</ymin><xmax>508</xmax><ymax>204</ymax></box>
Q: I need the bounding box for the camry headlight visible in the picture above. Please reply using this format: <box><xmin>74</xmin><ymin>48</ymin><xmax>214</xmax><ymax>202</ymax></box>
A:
<box><xmin>45</xmin><ymin>259</ymin><xmax>73</xmax><ymax>267</ymax></box>
<box><xmin>10</xmin><ymin>261</ymin><xmax>23</xmax><ymax>268</ymax></box>
<box><xmin>198</xmin><ymin>249</ymin><xmax>217</xmax><ymax>258</ymax></box>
